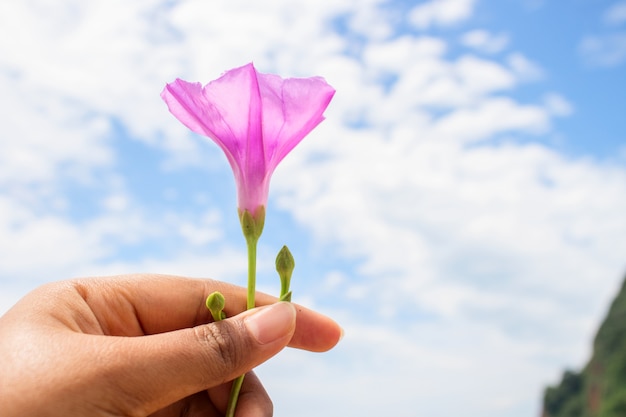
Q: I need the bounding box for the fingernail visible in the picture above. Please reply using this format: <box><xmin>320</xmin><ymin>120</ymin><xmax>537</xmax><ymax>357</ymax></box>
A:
<box><xmin>244</xmin><ymin>302</ymin><xmax>296</xmax><ymax>345</ymax></box>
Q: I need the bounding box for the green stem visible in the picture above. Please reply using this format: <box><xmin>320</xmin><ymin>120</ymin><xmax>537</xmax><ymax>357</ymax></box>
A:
<box><xmin>246</xmin><ymin>235</ymin><xmax>258</xmax><ymax>310</ymax></box>
<box><xmin>225</xmin><ymin>233</ymin><xmax>259</xmax><ymax>417</ymax></box>
<box><xmin>225</xmin><ymin>375</ymin><xmax>245</xmax><ymax>417</ymax></box>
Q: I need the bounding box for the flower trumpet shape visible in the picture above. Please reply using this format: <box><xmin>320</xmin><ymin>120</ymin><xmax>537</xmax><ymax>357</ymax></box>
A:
<box><xmin>161</xmin><ymin>63</ymin><xmax>335</xmax><ymax>224</ymax></box>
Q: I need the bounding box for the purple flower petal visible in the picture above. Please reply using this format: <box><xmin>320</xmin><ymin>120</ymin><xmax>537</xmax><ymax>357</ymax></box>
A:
<box><xmin>161</xmin><ymin>63</ymin><xmax>335</xmax><ymax>218</ymax></box>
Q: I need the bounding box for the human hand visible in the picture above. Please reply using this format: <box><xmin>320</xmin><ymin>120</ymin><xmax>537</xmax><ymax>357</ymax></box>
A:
<box><xmin>0</xmin><ymin>274</ymin><xmax>342</xmax><ymax>417</ymax></box>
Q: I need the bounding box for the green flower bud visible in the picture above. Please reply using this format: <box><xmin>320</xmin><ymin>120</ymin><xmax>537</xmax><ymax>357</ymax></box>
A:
<box><xmin>275</xmin><ymin>245</ymin><xmax>295</xmax><ymax>300</ymax></box>
<box><xmin>206</xmin><ymin>291</ymin><xmax>226</xmax><ymax>321</ymax></box>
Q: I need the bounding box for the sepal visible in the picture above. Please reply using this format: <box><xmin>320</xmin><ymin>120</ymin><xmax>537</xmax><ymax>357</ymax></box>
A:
<box><xmin>239</xmin><ymin>206</ymin><xmax>266</xmax><ymax>242</ymax></box>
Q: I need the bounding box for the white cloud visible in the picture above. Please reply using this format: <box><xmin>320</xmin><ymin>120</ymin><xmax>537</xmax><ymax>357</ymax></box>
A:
<box><xmin>507</xmin><ymin>52</ymin><xmax>544</xmax><ymax>81</ymax></box>
<box><xmin>577</xmin><ymin>2</ymin><xmax>626</xmax><ymax>68</ymax></box>
<box><xmin>409</xmin><ymin>0</ymin><xmax>477</xmax><ymax>29</ymax></box>
<box><xmin>0</xmin><ymin>75</ymin><xmax>113</xmax><ymax>189</ymax></box>
<box><xmin>259</xmin><ymin>309</ymin><xmax>579</xmax><ymax>416</ymax></box>
<box><xmin>177</xmin><ymin>210</ymin><xmax>224</xmax><ymax>246</ymax></box>
<box><xmin>460</xmin><ymin>29</ymin><xmax>510</xmax><ymax>54</ymax></box>
<box><xmin>430</xmin><ymin>97</ymin><xmax>549</xmax><ymax>141</ymax></box>
<box><xmin>346</xmin><ymin>1</ymin><xmax>395</xmax><ymax>40</ymax></box>
<box><xmin>522</xmin><ymin>0</ymin><xmax>545</xmax><ymax>11</ymax></box>
<box><xmin>271</xmin><ymin>14</ymin><xmax>626</xmax><ymax>413</ymax></box>
<box><xmin>0</xmin><ymin>196</ymin><xmax>104</xmax><ymax>276</ymax></box>
<box><xmin>604</xmin><ymin>1</ymin><xmax>626</xmax><ymax>25</ymax></box>
<box><xmin>0</xmin><ymin>188</ymin><xmax>247</xmax><ymax>316</ymax></box>
<box><xmin>452</xmin><ymin>55</ymin><xmax>516</xmax><ymax>96</ymax></box>
<box><xmin>275</xmin><ymin>117</ymin><xmax>626</xmax><ymax>416</ymax></box>
<box><xmin>363</xmin><ymin>47</ymin><xmax>519</xmax><ymax>111</ymax></box>
<box><xmin>543</xmin><ymin>93</ymin><xmax>574</xmax><ymax>117</ymax></box>
<box><xmin>579</xmin><ymin>32</ymin><xmax>626</xmax><ymax>67</ymax></box>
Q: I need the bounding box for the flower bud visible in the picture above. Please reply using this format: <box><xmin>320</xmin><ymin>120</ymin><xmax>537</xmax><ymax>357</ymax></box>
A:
<box><xmin>206</xmin><ymin>291</ymin><xmax>226</xmax><ymax>321</ymax></box>
<box><xmin>276</xmin><ymin>245</ymin><xmax>295</xmax><ymax>300</ymax></box>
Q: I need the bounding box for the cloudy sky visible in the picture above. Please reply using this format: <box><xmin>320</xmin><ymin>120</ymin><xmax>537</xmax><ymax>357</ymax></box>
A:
<box><xmin>1</xmin><ymin>0</ymin><xmax>626</xmax><ymax>416</ymax></box>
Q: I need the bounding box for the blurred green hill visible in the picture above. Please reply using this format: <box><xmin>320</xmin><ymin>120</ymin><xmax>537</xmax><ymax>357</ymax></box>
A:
<box><xmin>542</xmin><ymin>275</ymin><xmax>626</xmax><ymax>417</ymax></box>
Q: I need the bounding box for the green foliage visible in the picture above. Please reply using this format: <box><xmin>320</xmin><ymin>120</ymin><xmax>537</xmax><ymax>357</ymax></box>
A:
<box><xmin>593</xmin><ymin>278</ymin><xmax>626</xmax><ymax>358</ymax></box>
<box><xmin>602</xmin><ymin>393</ymin><xmax>626</xmax><ymax>417</ymax></box>
<box><xmin>543</xmin><ymin>370</ymin><xmax>584</xmax><ymax>417</ymax></box>
<box><xmin>543</xmin><ymin>275</ymin><xmax>626</xmax><ymax>417</ymax></box>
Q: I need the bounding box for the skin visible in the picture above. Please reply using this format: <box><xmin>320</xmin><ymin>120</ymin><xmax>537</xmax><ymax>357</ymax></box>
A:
<box><xmin>0</xmin><ymin>274</ymin><xmax>343</xmax><ymax>417</ymax></box>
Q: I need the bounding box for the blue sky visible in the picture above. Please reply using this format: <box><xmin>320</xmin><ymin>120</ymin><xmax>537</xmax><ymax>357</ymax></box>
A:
<box><xmin>485</xmin><ymin>0</ymin><xmax>626</xmax><ymax>158</ymax></box>
<box><xmin>1</xmin><ymin>0</ymin><xmax>626</xmax><ymax>416</ymax></box>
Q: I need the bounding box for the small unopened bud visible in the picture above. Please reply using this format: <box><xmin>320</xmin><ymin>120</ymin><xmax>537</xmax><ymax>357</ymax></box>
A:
<box><xmin>206</xmin><ymin>291</ymin><xmax>226</xmax><ymax>321</ymax></box>
<box><xmin>276</xmin><ymin>245</ymin><xmax>295</xmax><ymax>300</ymax></box>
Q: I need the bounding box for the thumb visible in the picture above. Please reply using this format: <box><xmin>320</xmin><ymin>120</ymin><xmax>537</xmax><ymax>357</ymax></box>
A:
<box><xmin>100</xmin><ymin>302</ymin><xmax>297</xmax><ymax>415</ymax></box>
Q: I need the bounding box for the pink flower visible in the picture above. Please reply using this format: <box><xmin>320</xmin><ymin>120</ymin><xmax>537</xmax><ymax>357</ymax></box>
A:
<box><xmin>161</xmin><ymin>63</ymin><xmax>335</xmax><ymax>221</ymax></box>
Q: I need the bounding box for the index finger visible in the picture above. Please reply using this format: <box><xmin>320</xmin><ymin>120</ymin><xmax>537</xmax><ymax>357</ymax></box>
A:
<box><xmin>68</xmin><ymin>274</ymin><xmax>342</xmax><ymax>352</ymax></box>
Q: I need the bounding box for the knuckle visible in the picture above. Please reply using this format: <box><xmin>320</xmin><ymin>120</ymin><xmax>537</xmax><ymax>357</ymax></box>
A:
<box><xmin>193</xmin><ymin>322</ymin><xmax>246</xmax><ymax>380</ymax></box>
